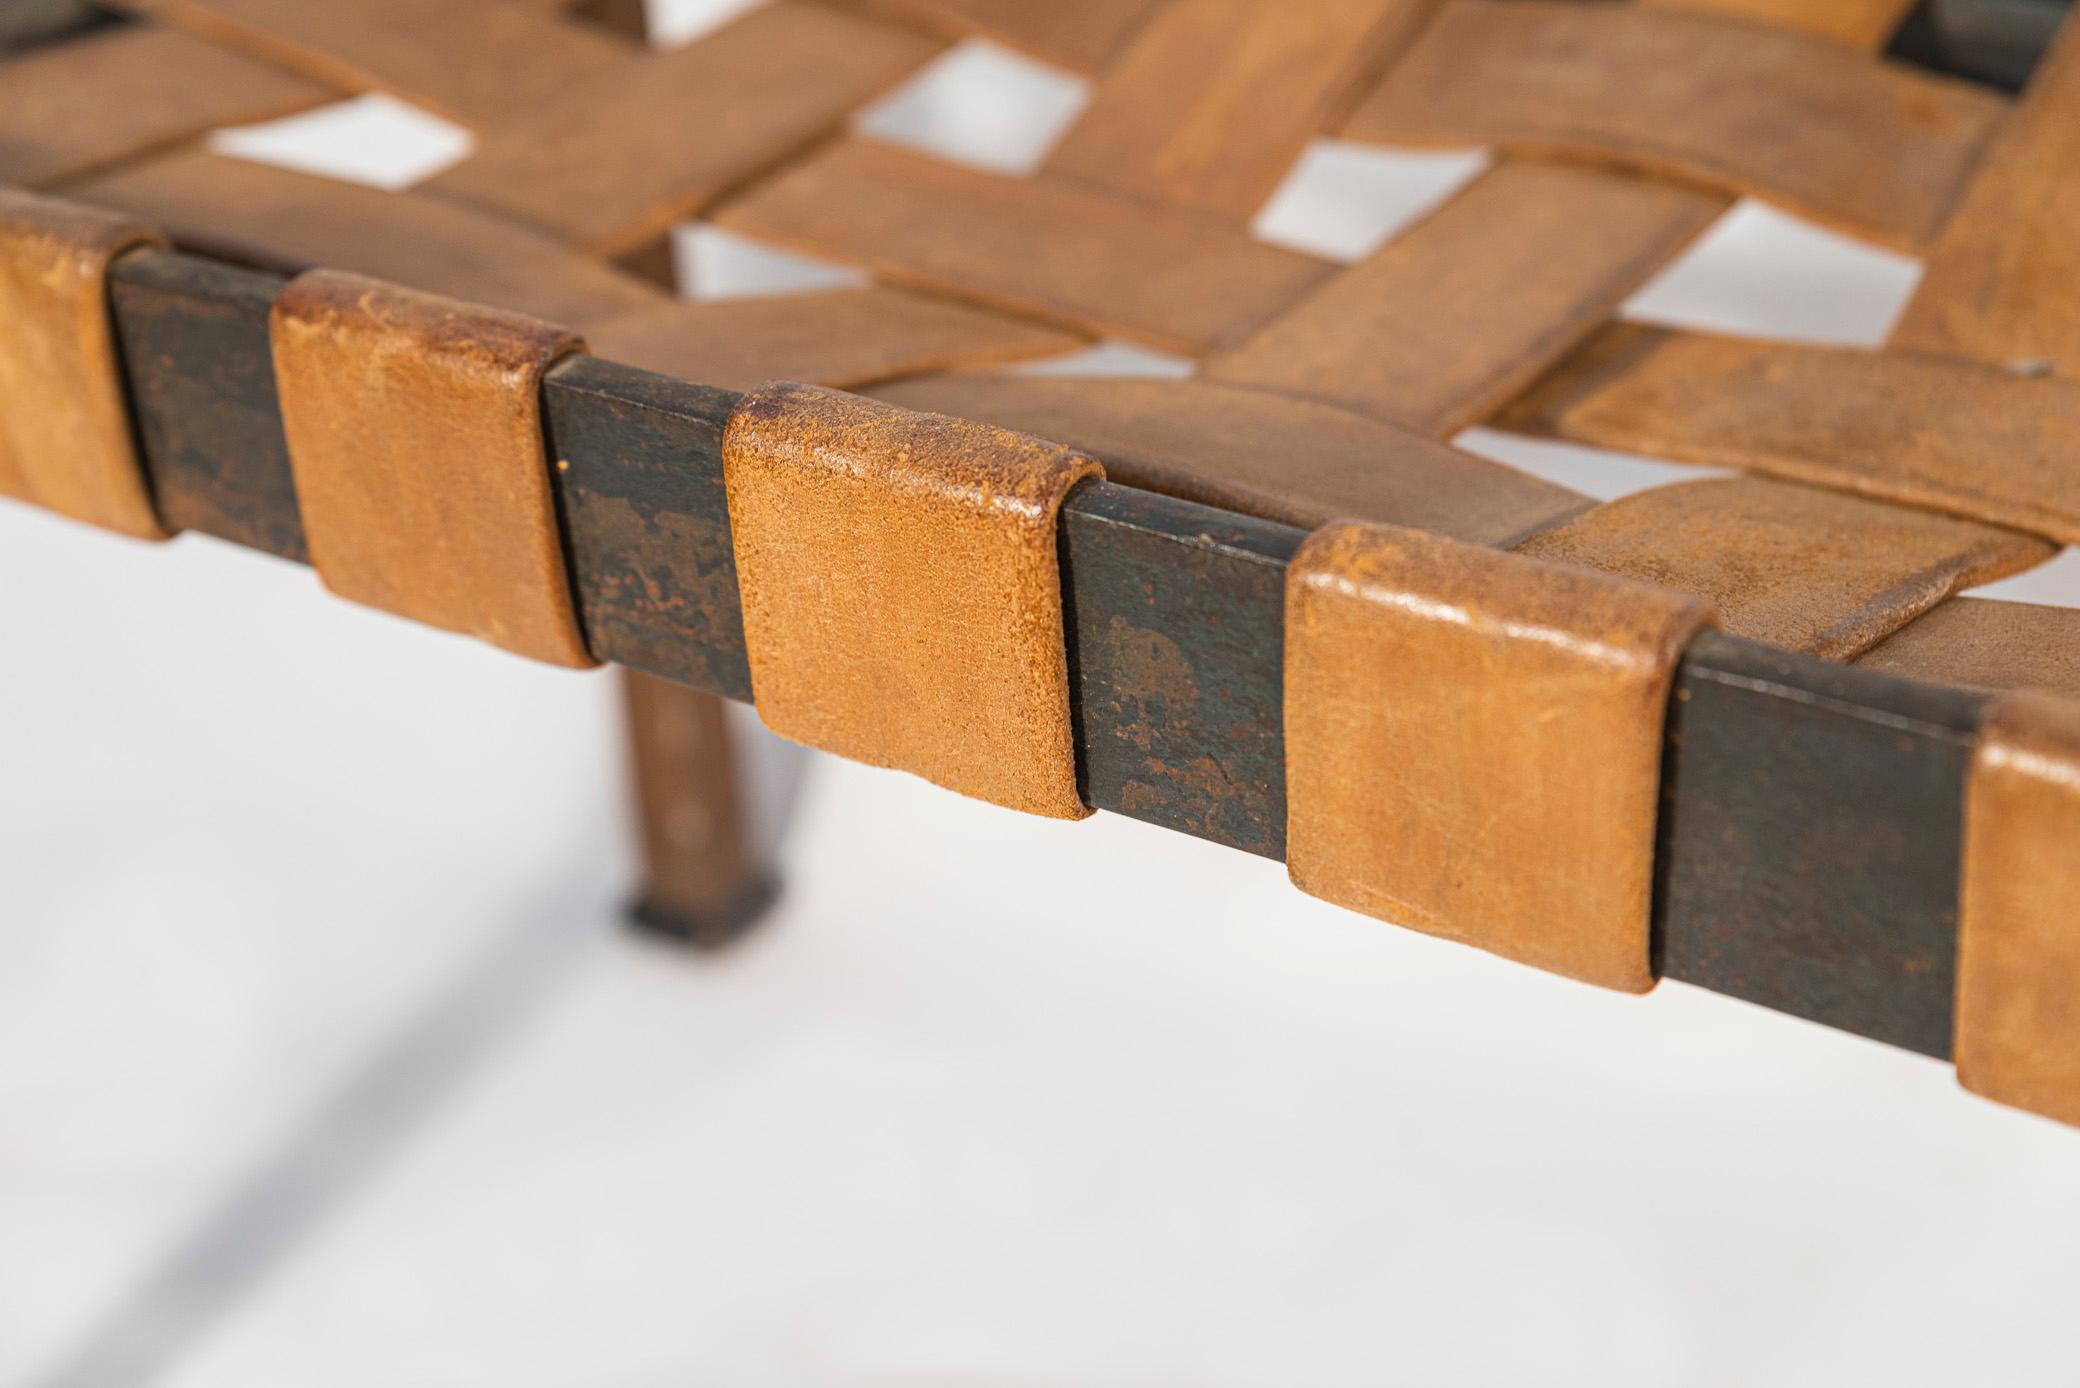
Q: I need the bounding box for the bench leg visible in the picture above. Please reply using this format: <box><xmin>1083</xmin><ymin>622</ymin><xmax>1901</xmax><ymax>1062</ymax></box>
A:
<box><xmin>620</xmin><ymin>670</ymin><xmax>778</xmax><ymax>948</ymax></box>
<box><xmin>599</xmin><ymin>105</ymin><xmax>783</xmax><ymax>945</ymax></box>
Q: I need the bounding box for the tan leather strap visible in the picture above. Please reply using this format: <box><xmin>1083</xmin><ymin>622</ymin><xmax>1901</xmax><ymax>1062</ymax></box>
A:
<box><xmin>1638</xmin><ymin>0</ymin><xmax>1919</xmax><ymax>47</ymax></box>
<box><xmin>103</xmin><ymin>0</ymin><xmax>633</xmax><ymax>129</ymax></box>
<box><xmin>423</xmin><ymin>2</ymin><xmax>938</xmax><ymax>257</ymax></box>
<box><xmin>72</xmin><ymin>151</ymin><xmax>662</xmax><ymax>329</ymax></box>
<box><xmin>1284</xmin><ymin>521</ymin><xmax>1710</xmax><ymax>990</ymax></box>
<box><xmin>1345</xmin><ymin>0</ymin><xmax>2005</xmax><ymax>251</ymax></box>
<box><xmin>872</xmin><ymin>374</ymin><xmax>1587</xmax><ymax>542</ymax></box>
<box><xmin>1857</xmin><ymin>599</ymin><xmax>2080</xmax><ymax>700</ymax></box>
<box><xmin>270</xmin><ymin>270</ymin><xmax>594</xmax><ymax>667</ymax></box>
<box><xmin>1513</xmin><ymin>477</ymin><xmax>2051</xmax><ymax>660</ymax></box>
<box><xmin>587</xmin><ymin>287</ymin><xmax>1080</xmax><ymax>394</ymax></box>
<box><xmin>1955</xmin><ymin>691</ymin><xmax>2080</xmax><ymax>1126</ymax></box>
<box><xmin>1207</xmin><ymin>161</ymin><xmax>1722</xmax><ymax>436</ymax></box>
<box><xmin>1497</xmin><ymin>324</ymin><xmax>2080</xmax><ymax>545</ymax></box>
<box><xmin>0</xmin><ymin>23</ymin><xmax>330</xmax><ymax>188</ymax></box>
<box><xmin>713</xmin><ymin>137</ymin><xmax>1333</xmax><ymax>355</ymax></box>
<box><xmin>723</xmin><ymin>382</ymin><xmax>1102</xmax><ymax>818</ymax></box>
<box><xmin>1045</xmin><ymin>0</ymin><xmax>1438</xmax><ymax>221</ymax></box>
<box><xmin>1892</xmin><ymin>15</ymin><xmax>2080</xmax><ymax>373</ymax></box>
<box><xmin>0</xmin><ymin>189</ymin><xmax>167</xmax><ymax>539</ymax></box>
<box><xmin>818</xmin><ymin>0</ymin><xmax>1160</xmax><ymax>72</ymax></box>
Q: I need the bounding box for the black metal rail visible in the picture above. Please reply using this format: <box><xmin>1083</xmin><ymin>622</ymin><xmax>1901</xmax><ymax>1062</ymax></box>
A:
<box><xmin>102</xmin><ymin>248</ymin><xmax>1989</xmax><ymax>1060</ymax></box>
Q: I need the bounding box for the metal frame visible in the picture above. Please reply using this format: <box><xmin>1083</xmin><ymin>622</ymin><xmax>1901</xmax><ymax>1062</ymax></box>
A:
<box><xmin>108</xmin><ymin>247</ymin><xmax>1991</xmax><ymax>1059</ymax></box>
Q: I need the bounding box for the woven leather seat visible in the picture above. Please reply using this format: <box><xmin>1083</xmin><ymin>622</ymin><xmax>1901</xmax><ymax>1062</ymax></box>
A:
<box><xmin>3</xmin><ymin>0</ymin><xmax>2078</xmax><ymax>1125</ymax></box>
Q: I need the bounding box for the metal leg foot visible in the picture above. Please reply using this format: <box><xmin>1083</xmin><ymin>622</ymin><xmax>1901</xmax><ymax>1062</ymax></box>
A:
<box><xmin>619</xmin><ymin>669</ymin><xmax>781</xmax><ymax>951</ymax></box>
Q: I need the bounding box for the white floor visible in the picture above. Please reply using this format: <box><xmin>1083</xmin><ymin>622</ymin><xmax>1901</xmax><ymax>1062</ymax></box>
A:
<box><xmin>7</xmin><ymin>5</ymin><xmax>2080</xmax><ymax>1384</ymax></box>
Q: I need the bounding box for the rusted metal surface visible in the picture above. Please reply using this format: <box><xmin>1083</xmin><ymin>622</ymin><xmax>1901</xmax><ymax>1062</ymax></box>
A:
<box><xmin>110</xmin><ymin>249</ymin><xmax>305</xmax><ymax>561</ymax></box>
<box><xmin>544</xmin><ymin>357</ymin><xmax>751</xmax><ymax>698</ymax></box>
<box><xmin>619</xmin><ymin>668</ymin><xmax>776</xmax><ymax>945</ymax></box>
<box><xmin>1064</xmin><ymin>484</ymin><xmax>1297</xmax><ymax>858</ymax></box>
<box><xmin>545</xmin><ymin>355</ymin><xmax>1299</xmax><ymax>855</ymax></box>
<box><xmin>94</xmin><ymin>252</ymin><xmax>1991</xmax><ymax>1058</ymax></box>
<box><xmin>1658</xmin><ymin>636</ymin><xmax>1986</xmax><ymax>1057</ymax></box>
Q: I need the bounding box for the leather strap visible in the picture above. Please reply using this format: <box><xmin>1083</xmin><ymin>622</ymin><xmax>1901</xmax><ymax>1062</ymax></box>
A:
<box><xmin>0</xmin><ymin>189</ymin><xmax>167</xmax><ymax>539</ymax></box>
<box><xmin>1345</xmin><ymin>0</ymin><xmax>2005</xmax><ymax>251</ymax></box>
<box><xmin>1284</xmin><ymin>521</ymin><xmax>1711</xmax><ymax>991</ymax></box>
<box><xmin>423</xmin><ymin>2</ymin><xmax>938</xmax><ymax>257</ymax></box>
<box><xmin>1045</xmin><ymin>0</ymin><xmax>1437</xmax><ymax>221</ymax></box>
<box><xmin>1955</xmin><ymin>691</ymin><xmax>2080</xmax><ymax>1127</ymax></box>
<box><xmin>1638</xmin><ymin>0</ymin><xmax>1918</xmax><ymax>47</ymax></box>
<box><xmin>72</xmin><ymin>151</ymin><xmax>662</xmax><ymax>329</ymax></box>
<box><xmin>723</xmin><ymin>382</ymin><xmax>1102</xmax><ymax>818</ymax></box>
<box><xmin>1497</xmin><ymin>324</ymin><xmax>2080</xmax><ymax>545</ymax></box>
<box><xmin>873</xmin><ymin>374</ymin><xmax>1587</xmax><ymax>542</ymax></box>
<box><xmin>713</xmin><ymin>137</ymin><xmax>1333</xmax><ymax>355</ymax></box>
<box><xmin>0</xmin><ymin>23</ymin><xmax>330</xmax><ymax>188</ymax></box>
<box><xmin>1857</xmin><ymin>599</ymin><xmax>2080</xmax><ymax>700</ymax></box>
<box><xmin>270</xmin><ymin>270</ymin><xmax>594</xmax><ymax>667</ymax></box>
<box><xmin>1513</xmin><ymin>477</ymin><xmax>2051</xmax><ymax>660</ymax></box>
<box><xmin>103</xmin><ymin>0</ymin><xmax>633</xmax><ymax>129</ymax></box>
<box><xmin>1891</xmin><ymin>14</ymin><xmax>2080</xmax><ymax>374</ymax></box>
<box><xmin>587</xmin><ymin>286</ymin><xmax>1080</xmax><ymax>394</ymax></box>
<box><xmin>1208</xmin><ymin>161</ymin><xmax>1721</xmax><ymax>436</ymax></box>
<box><xmin>818</xmin><ymin>0</ymin><xmax>1159</xmax><ymax>72</ymax></box>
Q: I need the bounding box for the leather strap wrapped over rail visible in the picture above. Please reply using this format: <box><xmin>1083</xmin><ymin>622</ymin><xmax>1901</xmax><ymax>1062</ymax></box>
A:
<box><xmin>0</xmin><ymin>188</ymin><xmax>167</xmax><ymax>539</ymax></box>
<box><xmin>722</xmin><ymin>382</ymin><xmax>1102</xmax><ymax>819</ymax></box>
<box><xmin>269</xmin><ymin>270</ymin><xmax>594</xmax><ymax>667</ymax></box>
<box><xmin>1955</xmin><ymin>691</ymin><xmax>2080</xmax><ymax>1127</ymax></box>
<box><xmin>1284</xmin><ymin>521</ymin><xmax>1712</xmax><ymax>991</ymax></box>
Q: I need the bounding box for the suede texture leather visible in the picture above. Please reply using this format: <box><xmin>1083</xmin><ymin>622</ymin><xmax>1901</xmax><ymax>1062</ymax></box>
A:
<box><xmin>1513</xmin><ymin>477</ymin><xmax>2049</xmax><ymax>661</ymax></box>
<box><xmin>723</xmin><ymin>381</ymin><xmax>1101</xmax><ymax>819</ymax></box>
<box><xmin>0</xmin><ymin>188</ymin><xmax>167</xmax><ymax>539</ymax></box>
<box><xmin>1857</xmin><ymin>599</ymin><xmax>2080</xmax><ymax>700</ymax></box>
<box><xmin>1284</xmin><ymin>520</ymin><xmax>1711</xmax><ymax>992</ymax></box>
<box><xmin>270</xmin><ymin>269</ymin><xmax>594</xmax><ymax>667</ymax></box>
<box><xmin>1955</xmin><ymin>691</ymin><xmax>2080</xmax><ymax>1127</ymax></box>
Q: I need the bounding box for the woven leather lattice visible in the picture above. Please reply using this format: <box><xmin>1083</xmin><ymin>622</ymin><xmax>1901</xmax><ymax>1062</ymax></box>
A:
<box><xmin>8</xmin><ymin>0</ymin><xmax>2080</xmax><ymax>1118</ymax></box>
<box><xmin>13</xmin><ymin>0</ymin><xmax>2073</xmax><ymax>688</ymax></box>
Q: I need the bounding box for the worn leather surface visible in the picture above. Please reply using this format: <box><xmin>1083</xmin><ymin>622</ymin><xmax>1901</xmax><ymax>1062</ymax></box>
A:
<box><xmin>1498</xmin><ymin>323</ymin><xmax>2080</xmax><ymax>545</ymax></box>
<box><xmin>1891</xmin><ymin>16</ymin><xmax>2080</xmax><ymax>374</ymax></box>
<box><xmin>425</xmin><ymin>2</ymin><xmax>938</xmax><ymax>257</ymax></box>
<box><xmin>1346</xmin><ymin>0</ymin><xmax>2005</xmax><ymax>251</ymax></box>
<box><xmin>103</xmin><ymin>0</ymin><xmax>633</xmax><ymax>128</ymax></box>
<box><xmin>873</xmin><ymin>374</ymin><xmax>1586</xmax><ymax>542</ymax></box>
<box><xmin>723</xmin><ymin>382</ymin><xmax>1101</xmax><ymax>818</ymax></box>
<box><xmin>1514</xmin><ymin>477</ymin><xmax>2053</xmax><ymax>660</ymax></box>
<box><xmin>713</xmin><ymin>137</ymin><xmax>1334</xmax><ymax>355</ymax></box>
<box><xmin>1045</xmin><ymin>0</ymin><xmax>1438</xmax><ymax>221</ymax></box>
<box><xmin>819</xmin><ymin>0</ymin><xmax>1160</xmax><ymax>71</ymax></box>
<box><xmin>1858</xmin><ymin>599</ymin><xmax>2080</xmax><ymax>700</ymax></box>
<box><xmin>71</xmin><ymin>150</ymin><xmax>662</xmax><ymax>329</ymax></box>
<box><xmin>270</xmin><ymin>270</ymin><xmax>594</xmax><ymax>667</ymax></box>
<box><xmin>588</xmin><ymin>287</ymin><xmax>1080</xmax><ymax>394</ymax></box>
<box><xmin>1638</xmin><ymin>0</ymin><xmax>1918</xmax><ymax>46</ymax></box>
<box><xmin>1955</xmin><ymin>691</ymin><xmax>2080</xmax><ymax>1127</ymax></box>
<box><xmin>0</xmin><ymin>189</ymin><xmax>167</xmax><ymax>538</ymax></box>
<box><xmin>1208</xmin><ymin>162</ymin><xmax>1723</xmax><ymax>437</ymax></box>
<box><xmin>1284</xmin><ymin>520</ymin><xmax>1711</xmax><ymax>991</ymax></box>
<box><xmin>0</xmin><ymin>22</ymin><xmax>330</xmax><ymax>188</ymax></box>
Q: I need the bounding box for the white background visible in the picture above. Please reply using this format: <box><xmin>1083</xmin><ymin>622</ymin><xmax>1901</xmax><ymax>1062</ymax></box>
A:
<box><xmin>6</xmin><ymin>3</ymin><xmax>2080</xmax><ymax>1383</ymax></box>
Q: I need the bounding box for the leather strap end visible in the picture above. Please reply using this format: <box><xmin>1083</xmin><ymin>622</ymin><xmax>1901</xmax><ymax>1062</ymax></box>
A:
<box><xmin>723</xmin><ymin>381</ymin><xmax>1102</xmax><ymax>819</ymax></box>
<box><xmin>269</xmin><ymin>270</ymin><xmax>596</xmax><ymax>668</ymax></box>
<box><xmin>1284</xmin><ymin>520</ymin><xmax>1713</xmax><ymax>991</ymax></box>
<box><xmin>1956</xmin><ymin>690</ymin><xmax>2080</xmax><ymax>1127</ymax></box>
<box><xmin>0</xmin><ymin>188</ymin><xmax>168</xmax><ymax>540</ymax></box>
